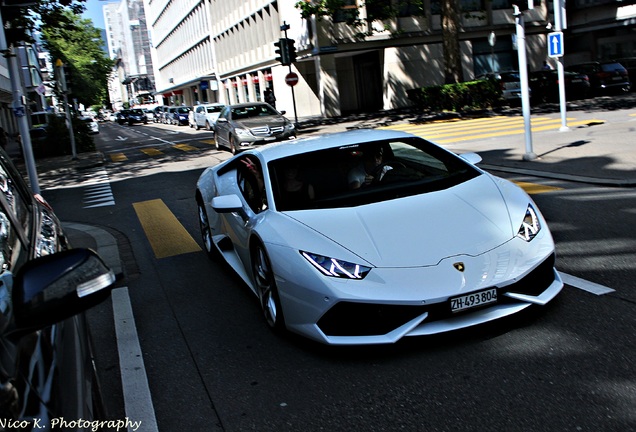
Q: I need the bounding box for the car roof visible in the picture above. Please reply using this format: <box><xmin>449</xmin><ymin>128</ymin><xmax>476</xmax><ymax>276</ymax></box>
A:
<box><xmin>248</xmin><ymin>129</ymin><xmax>418</xmax><ymax>163</ymax></box>
<box><xmin>227</xmin><ymin>102</ymin><xmax>271</xmax><ymax>108</ymax></box>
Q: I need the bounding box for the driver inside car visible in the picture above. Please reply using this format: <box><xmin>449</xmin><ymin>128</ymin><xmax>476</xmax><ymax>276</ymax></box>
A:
<box><xmin>348</xmin><ymin>147</ymin><xmax>392</xmax><ymax>189</ymax></box>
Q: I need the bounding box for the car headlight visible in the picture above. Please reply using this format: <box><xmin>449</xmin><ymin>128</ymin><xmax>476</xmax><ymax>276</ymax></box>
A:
<box><xmin>36</xmin><ymin>209</ymin><xmax>59</xmax><ymax>257</ymax></box>
<box><xmin>301</xmin><ymin>251</ymin><xmax>371</xmax><ymax>279</ymax></box>
<box><xmin>516</xmin><ymin>204</ymin><xmax>541</xmax><ymax>242</ymax></box>
<box><xmin>235</xmin><ymin>128</ymin><xmax>252</xmax><ymax>137</ymax></box>
<box><xmin>285</xmin><ymin>122</ymin><xmax>295</xmax><ymax>131</ymax></box>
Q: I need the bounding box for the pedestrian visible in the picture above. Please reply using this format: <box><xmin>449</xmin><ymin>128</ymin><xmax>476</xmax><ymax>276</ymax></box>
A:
<box><xmin>264</xmin><ymin>88</ymin><xmax>276</xmax><ymax>108</ymax></box>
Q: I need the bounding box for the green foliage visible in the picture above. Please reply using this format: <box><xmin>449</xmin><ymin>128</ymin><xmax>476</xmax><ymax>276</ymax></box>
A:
<box><xmin>40</xmin><ymin>10</ymin><xmax>113</xmax><ymax>108</ymax></box>
<box><xmin>406</xmin><ymin>80</ymin><xmax>502</xmax><ymax>112</ymax></box>
<box><xmin>30</xmin><ymin>113</ymin><xmax>95</xmax><ymax>159</ymax></box>
<box><xmin>1</xmin><ymin>0</ymin><xmax>87</xmax><ymax>45</ymax></box>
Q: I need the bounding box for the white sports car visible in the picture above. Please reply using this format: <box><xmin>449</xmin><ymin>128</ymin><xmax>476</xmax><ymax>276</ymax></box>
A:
<box><xmin>196</xmin><ymin>129</ymin><xmax>563</xmax><ymax>345</ymax></box>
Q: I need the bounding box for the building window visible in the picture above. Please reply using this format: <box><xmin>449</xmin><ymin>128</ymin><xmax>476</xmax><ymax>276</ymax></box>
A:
<box><xmin>333</xmin><ymin>0</ymin><xmax>359</xmax><ymax>23</ymax></box>
<box><xmin>398</xmin><ymin>0</ymin><xmax>425</xmax><ymax>17</ymax></box>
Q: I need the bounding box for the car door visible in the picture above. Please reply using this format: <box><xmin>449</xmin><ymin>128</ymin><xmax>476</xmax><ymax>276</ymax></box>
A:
<box><xmin>215</xmin><ymin>107</ymin><xmax>232</xmax><ymax>147</ymax></box>
<box><xmin>222</xmin><ymin>155</ymin><xmax>267</xmax><ymax>264</ymax></box>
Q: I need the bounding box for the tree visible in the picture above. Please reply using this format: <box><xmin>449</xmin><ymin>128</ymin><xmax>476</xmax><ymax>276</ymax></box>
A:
<box><xmin>441</xmin><ymin>0</ymin><xmax>463</xmax><ymax>83</ymax></box>
<box><xmin>40</xmin><ymin>10</ymin><xmax>113</xmax><ymax>107</ymax></box>
<box><xmin>1</xmin><ymin>0</ymin><xmax>87</xmax><ymax>46</ymax></box>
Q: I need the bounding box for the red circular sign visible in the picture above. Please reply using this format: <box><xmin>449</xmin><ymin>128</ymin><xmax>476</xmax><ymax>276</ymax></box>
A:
<box><xmin>285</xmin><ymin>72</ymin><xmax>299</xmax><ymax>87</ymax></box>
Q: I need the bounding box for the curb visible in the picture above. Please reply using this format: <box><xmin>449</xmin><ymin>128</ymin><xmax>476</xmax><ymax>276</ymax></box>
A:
<box><xmin>481</xmin><ymin>164</ymin><xmax>636</xmax><ymax>187</ymax></box>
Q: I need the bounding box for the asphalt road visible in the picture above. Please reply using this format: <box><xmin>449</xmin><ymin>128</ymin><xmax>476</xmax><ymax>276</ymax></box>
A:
<box><xmin>42</xmin><ymin>118</ymin><xmax>635</xmax><ymax>432</ymax></box>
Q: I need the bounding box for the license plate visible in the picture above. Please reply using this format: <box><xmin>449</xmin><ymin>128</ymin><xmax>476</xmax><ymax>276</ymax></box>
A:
<box><xmin>612</xmin><ymin>76</ymin><xmax>623</xmax><ymax>81</ymax></box>
<box><xmin>450</xmin><ymin>288</ymin><xmax>497</xmax><ymax>313</ymax></box>
<box><xmin>572</xmin><ymin>79</ymin><xmax>582</xmax><ymax>83</ymax></box>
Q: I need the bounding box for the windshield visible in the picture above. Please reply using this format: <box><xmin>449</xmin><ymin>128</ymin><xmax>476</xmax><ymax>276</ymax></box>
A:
<box><xmin>231</xmin><ymin>104</ymin><xmax>278</xmax><ymax>119</ymax></box>
<box><xmin>269</xmin><ymin>137</ymin><xmax>481</xmax><ymax>211</ymax></box>
<box><xmin>206</xmin><ymin>106</ymin><xmax>223</xmax><ymax>113</ymax></box>
<box><xmin>177</xmin><ymin>107</ymin><xmax>190</xmax><ymax>113</ymax></box>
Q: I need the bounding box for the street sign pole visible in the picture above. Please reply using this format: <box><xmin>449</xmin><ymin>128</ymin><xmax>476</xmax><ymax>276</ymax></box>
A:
<box><xmin>514</xmin><ymin>6</ymin><xmax>536</xmax><ymax>161</ymax></box>
<box><xmin>553</xmin><ymin>0</ymin><xmax>569</xmax><ymax>131</ymax></box>
<box><xmin>280</xmin><ymin>22</ymin><xmax>298</xmax><ymax>126</ymax></box>
<box><xmin>0</xmin><ymin>7</ymin><xmax>40</xmax><ymax>193</ymax></box>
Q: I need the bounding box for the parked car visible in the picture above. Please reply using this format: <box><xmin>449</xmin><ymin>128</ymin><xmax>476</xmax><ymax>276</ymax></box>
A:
<box><xmin>192</xmin><ymin>103</ymin><xmax>225</xmax><ymax>131</ymax></box>
<box><xmin>476</xmin><ymin>71</ymin><xmax>527</xmax><ymax>102</ymax></box>
<box><xmin>195</xmin><ymin>129</ymin><xmax>562</xmax><ymax>344</ymax></box>
<box><xmin>153</xmin><ymin>105</ymin><xmax>168</xmax><ymax>123</ymax></box>
<box><xmin>214</xmin><ymin>102</ymin><xmax>296</xmax><ymax>154</ymax></box>
<box><xmin>0</xmin><ymin>145</ymin><xmax>115</xmax><ymax>425</ymax></box>
<box><xmin>613</xmin><ymin>57</ymin><xmax>636</xmax><ymax>89</ymax></box>
<box><xmin>143</xmin><ymin>108</ymin><xmax>155</xmax><ymax>122</ymax></box>
<box><xmin>529</xmin><ymin>69</ymin><xmax>591</xmax><ymax>102</ymax></box>
<box><xmin>126</xmin><ymin>108</ymin><xmax>148</xmax><ymax>125</ymax></box>
<box><xmin>565</xmin><ymin>61</ymin><xmax>630</xmax><ymax>94</ymax></box>
<box><xmin>80</xmin><ymin>115</ymin><xmax>100</xmax><ymax>134</ymax></box>
<box><xmin>168</xmin><ymin>106</ymin><xmax>191</xmax><ymax>125</ymax></box>
<box><xmin>116</xmin><ymin>109</ymin><xmax>130</xmax><ymax>125</ymax></box>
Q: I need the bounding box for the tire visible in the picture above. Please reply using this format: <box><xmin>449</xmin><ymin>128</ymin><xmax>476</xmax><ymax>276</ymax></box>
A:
<box><xmin>215</xmin><ymin>138</ymin><xmax>220</xmax><ymax>150</ymax></box>
<box><xmin>205</xmin><ymin>121</ymin><xmax>211</xmax><ymax>131</ymax></box>
<box><xmin>229</xmin><ymin>135</ymin><xmax>237</xmax><ymax>155</ymax></box>
<box><xmin>251</xmin><ymin>242</ymin><xmax>285</xmax><ymax>331</ymax></box>
<box><xmin>197</xmin><ymin>200</ymin><xmax>216</xmax><ymax>259</ymax></box>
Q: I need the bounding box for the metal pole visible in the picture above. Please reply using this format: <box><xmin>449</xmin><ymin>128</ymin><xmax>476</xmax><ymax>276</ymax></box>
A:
<box><xmin>514</xmin><ymin>7</ymin><xmax>537</xmax><ymax>161</ymax></box>
<box><xmin>0</xmin><ymin>8</ymin><xmax>40</xmax><ymax>194</ymax></box>
<box><xmin>281</xmin><ymin>22</ymin><xmax>299</xmax><ymax>126</ymax></box>
<box><xmin>554</xmin><ymin>0</ymin><xmax>569</xmax><ymax>131</ymax></box>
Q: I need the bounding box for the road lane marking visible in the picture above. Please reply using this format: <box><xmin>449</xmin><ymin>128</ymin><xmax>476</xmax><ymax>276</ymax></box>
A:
<box><xmin>560</xmin><ymin>271</ymin><xmax>616</xmax><ymax>295</ymax></box>
<box><xmin>112</xmin><ymin>287</ymin><xmax>159</xmax><ymax>432</ymax></box>
<box><xmin>132</xmin><ymin>199</ymin><xmax>201</xmax><ymax>259</ymax></box>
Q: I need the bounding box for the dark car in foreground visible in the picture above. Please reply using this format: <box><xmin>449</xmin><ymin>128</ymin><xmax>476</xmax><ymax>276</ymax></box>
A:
<box><xmin>214</xmin><ymin>102</ymin><xmax>296</xmax><ymax>154</ymax></box>
<box><xmin>565</xmin><ymin>61</ymin><xmax>630</xmax><ymax>94</ymax></box>
<box><xmin>0</xmin><ymin>146</ymin><xmax>115</xmax><ymax>426</ymax></box>
<box><xmin>530</xmin><ymin>69</ymin><xmax>591</xmax><ymax>102</ymax></box>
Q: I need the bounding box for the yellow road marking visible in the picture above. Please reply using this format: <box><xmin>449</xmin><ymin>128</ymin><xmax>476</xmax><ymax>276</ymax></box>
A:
<box><xmin>200</xmin><ymin>139</ymin><xmax>216</xmax><ymax>145</ymax></box>
<box><xmin>174</xmin><ymin>143</ymin><xmax>198</xmax><ymax>151</ymax></box>
<box><xmin>384</xmin><ymin>119</ymin><xmax>605</xmax><ymax>143</ymax></box>
<box><xmin>133</xmin><ymin>199</ymin><xmax>201</xmax><ymax>259</ymax></box>
<box><xmin>141</xmin><ymin>148</ymin><xmax>163</xmax><ymax>156</ymax></box>
<box><xmin>513</xmin><ymin>181</ymin><xmax>563</xmax><ymax>194</ymax></box>
<box><xmin>110</xmin><ymin>153</ymin><xmax>127</xmax><ymax>162</ymax></box>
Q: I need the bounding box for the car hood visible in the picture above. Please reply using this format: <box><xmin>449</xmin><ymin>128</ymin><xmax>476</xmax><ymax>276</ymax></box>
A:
<box><xmin>233</xmin><ymin>116</ymin><xmax>287</xmax><ymax>129</ymax></box>
<box><xmin>285</xmin><ymin>176</ymin><xmax>515</xmax><ymax>268</ymax></box>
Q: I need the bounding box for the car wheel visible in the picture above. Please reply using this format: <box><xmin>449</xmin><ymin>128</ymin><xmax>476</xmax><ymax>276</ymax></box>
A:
<box><xmin>251</xmin><ymin>242</ymin><xmax>285</xmax><ymax>330</ymax></box>
<box><xmin>197</xmin><ymin>200</ymin><xmax>216</xmax><ymax>259</ymax></box>
<box><xmin>230</xmin><ymin>135</ymin><xmax>237</xmax><ymax>155</ymax></box>
<box><xmin>205</xmin><ymin>121</ymin><xmax>211</xmax><ymax>131</ymax></box>
<box><xmin>214</xmin><ymin>138</ymin><xmax>220</xmax><ymax>150</ymax></box>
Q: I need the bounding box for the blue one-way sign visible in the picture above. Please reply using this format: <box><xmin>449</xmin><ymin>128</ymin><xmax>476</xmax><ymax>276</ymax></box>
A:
<box><xmin>548</xmin><ymin>32</ymin><xmax>564</xmax><ymax>58</ymax></box>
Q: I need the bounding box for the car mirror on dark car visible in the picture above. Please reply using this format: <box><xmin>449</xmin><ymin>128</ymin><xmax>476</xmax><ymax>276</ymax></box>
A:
<box><xmin>11</xmin><ymin>248</ymin><xmax>115</xmax><ymax>333</ymax></box>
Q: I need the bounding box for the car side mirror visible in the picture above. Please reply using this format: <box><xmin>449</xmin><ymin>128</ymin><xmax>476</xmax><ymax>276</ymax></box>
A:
<box><xmin>212</xmin><ymin>195</ymin><xmax>248</xmax><ymax>220</ymax></box>
<box><xmin>460</xmin><ymin>152</ymin><xmax>482</xmax><ymax>165</ymax></box>
<box><xmin>12</xmin><ymin>248</ymin><xmax>115</xmax><ymax>333</ymax></box>
<box><xmin>279</xmin><ymin>110</ymin><xmax>286</xmax><ymax>115</ymax></box>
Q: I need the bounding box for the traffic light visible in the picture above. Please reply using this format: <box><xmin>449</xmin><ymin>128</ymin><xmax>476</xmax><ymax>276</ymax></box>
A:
<box><xmin>63</xmin><ymin>66</ymin><xmax>72</xmax><ymax>93</ymax></box>
<box><xmin>274</xmin><ymin>38</ymin><xmax>290</xmax><ymax>66</ymax></box>
<box><xmin>287</xmin><ymin>38</ymin><xmax>297</xmax><ymax>64</ymax></box>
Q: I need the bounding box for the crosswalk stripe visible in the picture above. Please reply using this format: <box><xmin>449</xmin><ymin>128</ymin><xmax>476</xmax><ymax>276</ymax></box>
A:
<box><xmin>174</xmin><ymin>143</ymin><xmax>198</xmax><ymax>151</ymax></box>
<box><xmin>141</xmin><ymin>148</ymin><xmax>163</xmax><ymax>156</ymax></box>
<box><xmin>512</xmin><ymin>180</ymin><xmax>563</xmax><ymax>194</ymax></box>
<box><xmin>382</xmin><ymin>117</ymin><xmax>605</xmax><ymax>144</ymax></box>
<box><xmin>110</xmin><ymin>153</ymin><xmax>127</xmax><ymax>162</ymax></box>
